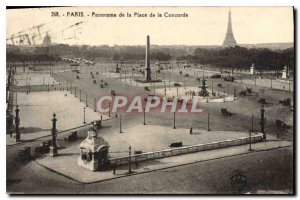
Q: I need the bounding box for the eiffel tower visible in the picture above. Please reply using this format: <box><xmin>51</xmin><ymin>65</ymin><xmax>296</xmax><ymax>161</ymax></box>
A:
<box><xmin>223</xmin><ymin>10</ymin><xmax>237</xmax><ymax>47</ymax></box>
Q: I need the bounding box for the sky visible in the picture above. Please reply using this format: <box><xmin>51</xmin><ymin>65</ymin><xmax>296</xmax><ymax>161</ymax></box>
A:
<box><xmin>6</xmin><ymin>6</ymin><xmax>294</xmax><ymax>46</ymax></box>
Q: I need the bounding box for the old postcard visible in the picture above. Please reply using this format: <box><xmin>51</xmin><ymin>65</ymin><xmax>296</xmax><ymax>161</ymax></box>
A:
<box><xmin>6</xmin><ymin>6</ymin><xmax>294</xmax><ymax>194</ymax></box>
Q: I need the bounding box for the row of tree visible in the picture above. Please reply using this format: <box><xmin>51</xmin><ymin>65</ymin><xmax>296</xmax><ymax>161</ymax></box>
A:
<box><xmin>112</xmin><ymin>51</ymin><xmax>171</xmax><ymax>61</ymax></box>
<box><xmin>6</xmin><ymin>44</ymin><xmax>294</xmax><ymax>72</ymax></box>
<box><xmin>7</xmin><ymin>44</ymin><xmax>173</xmax><ymax>63</ymax></box>
<box><xmin>7</xmin><ymin>52</ymin><xmax>61</xmax><ymax>64</ymax></box>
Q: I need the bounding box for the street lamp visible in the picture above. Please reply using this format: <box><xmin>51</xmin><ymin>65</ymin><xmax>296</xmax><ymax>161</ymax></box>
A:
<box><xmin>15</xmin><ymin>93</ymin><xmax>18</xmax><ymax>106</ymax></box>
<box><xmin>50</xmin><ymin>113</ymin><xmax>58</xmax><ymax>157</ymax></box>
<box><xmin>108</xmin><ymin>100</ymin><xmax>111</xmax><ymax>117</ymax></box>
<box><xmin>249</xmin><ymin>129</ymin><xmax>253</xmax><ymax>151</ymax></box>
<box><xmin>79</xmin><ymin>90</ymin><xmax>81</xmax><ymax>102</ymax></box>
<box><xmin>251</xmin><ymin>114</ymin><xmax>254</xmax><ymax>132</ymax></box>
<box><xmin>260</xmin><ymin>104</ymin><xmax>266</xmax><ymax>140</ymax></box>
<box><xmin>86</xmin><ymin>93</ymin><xmax>88</xmax><ymax>107</ymax></box>
<box><xmin>128</xmin><ymin>146</ymin><xmax>132</xmax><ymax>174</ymax></box>
<box><xmin>208</xmin><ymin>112</ymin><xmax>211</xmax><ymax>131</ymax></box>
<box><xmin>143</xmin><ymin>108</ymin><xmax>146</xmax><ymax>125</ymax></box>
<box><xmin>83</xmin><ymin>107</ymin><xmax>86</xmax><ymax>124</ymax></box>
<box><xmin>15</xmin><ymin>105</ymin><xmax>20</xmax><ymax>142</ymax></box>
<box><xmin>173</xmin><ymin>112</ymin><xmax>176</xmax><ymax>129</ymax></box>
<box><xmin>119</xmin><ymin>115</ymin><xmax>123</xmax><ymax>133</ymax></box>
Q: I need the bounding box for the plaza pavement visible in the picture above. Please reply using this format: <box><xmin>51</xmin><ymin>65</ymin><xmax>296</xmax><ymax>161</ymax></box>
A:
<box><xmin>7</xmin><ymin>91</ymin><xmax>111</xmax><ymax>146</ymax></box>
<box><xmin>235</xmin><ymin>78</ymin><xmax>293</xmax><ymax>92</ymax></box>
<box><xmin>47</xmin><ymin>125</ymin><xmax>253</xmax><ymax>158</ymax></box>
<box><xmin>35</xmin><ymin>137</ymin><xmax>292</xmax><ymax>183</ymax></box>
<box><xmin>13</xmin><ymin>72</ymin><xmax>58</xmax><ymax>86</ymax></box>
<box><xmin>119</xmin><ymin>78</ymin><xmax>183</xmax><ymax>88</ymax></box>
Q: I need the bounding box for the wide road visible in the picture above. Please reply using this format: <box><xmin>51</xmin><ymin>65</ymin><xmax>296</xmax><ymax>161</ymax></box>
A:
<box><xmin>7</xmin><ymin>146</ymin><xmax>293</xmax><ymax>194</ymax></box>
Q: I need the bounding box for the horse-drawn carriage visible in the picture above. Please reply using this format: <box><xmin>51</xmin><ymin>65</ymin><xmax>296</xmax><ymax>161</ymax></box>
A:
<box><xmin>221</xmin><ymin>108</ymin><xmax>232</xmax><ymax>116</ymax></box>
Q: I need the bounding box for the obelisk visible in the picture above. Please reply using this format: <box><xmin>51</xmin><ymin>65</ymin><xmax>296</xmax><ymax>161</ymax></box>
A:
<box><xmin>145</xmin><ymin>35</ymin><xmax>151</xmax><ymax>81</ymax></box>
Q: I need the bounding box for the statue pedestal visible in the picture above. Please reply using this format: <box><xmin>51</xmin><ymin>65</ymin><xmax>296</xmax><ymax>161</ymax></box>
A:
<box><xmin>49</xmin><ymin>146</ymin><xmax>58</xmax><ymax>157</ymax></box>
<box><xmin>250</xmin><ymin>66</ymin><xmax>255</xmax><ymax>75</ymax></box>
<box><xmin>282</xmin><ymin>66</ymin><xmax>288</xmax><ymax>79</ymax></box>
<box><xmin>282</xmin><ymin>69</ymin><xmax>287</xmax><ymax>79</ymax></box>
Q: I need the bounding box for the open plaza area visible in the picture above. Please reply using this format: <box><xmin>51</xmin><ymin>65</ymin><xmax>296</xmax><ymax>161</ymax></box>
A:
<box><xmin>7</xmin><ymin>91</ymin><xmax>110</xmax><ymax>145</ymax></box>
<box><xmin>6</xmin><ymin>55</ymin><xmax>294</xmax><ymax>194</ymax></box>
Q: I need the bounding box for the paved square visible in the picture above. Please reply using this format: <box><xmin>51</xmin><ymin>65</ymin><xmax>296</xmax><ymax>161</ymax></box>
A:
<box><xmin>10</xmin><ymin>91</ymin><xmax>110</xmax><ymax>142</ymax></box>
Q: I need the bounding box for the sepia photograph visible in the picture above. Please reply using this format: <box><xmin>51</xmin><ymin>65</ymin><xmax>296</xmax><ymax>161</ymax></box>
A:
<box><xmin>6</xmin><ymin>6</ymin><xmax>294</xmax><ymax>194</ymax></box>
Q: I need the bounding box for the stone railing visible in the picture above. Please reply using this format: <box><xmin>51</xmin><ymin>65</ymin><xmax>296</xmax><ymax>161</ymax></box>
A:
<box><xmin>109</xmin><ymin>133</ymin><xmax>263</xmax><ymax>166</ymax></box>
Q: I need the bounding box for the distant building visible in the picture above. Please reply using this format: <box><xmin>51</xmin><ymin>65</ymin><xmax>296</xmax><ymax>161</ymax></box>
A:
<box><xmin>43</xmin><ymin>32</ymin><xmax>51</xmax><ymax>46</ymax></box>
<box><xmin>223</xmin><ymin>10</ymin><xmax>237</xmax><ymax>47</ymax></box>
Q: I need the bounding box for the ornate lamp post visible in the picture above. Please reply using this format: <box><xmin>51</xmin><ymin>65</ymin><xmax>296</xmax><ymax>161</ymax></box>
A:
<box><xmin>128</xmin><ymin>146</ymin><xmax>132</xmax><ymax>174</ymax></box>
<box><xmin>143</xmin><ymin>108</ymin><xmax>146</xmax><ymax>125</ymax></box>
<box><xmin>15</xmin><ymin>93</ymin><xmax>18</xmax><ymax>106</ymax></box>
<box><xmin>119</xmin><ymin>115</ymin><xmax>123</xmax><ymax>133</ymax></box>
<box><xmin>83</xmin><ymin>107</ymin><xmax>86</xmax><ymax>124</ymax></box>
<box><xmin>15</xmin><ymin>105</ymin><xmax>20</xmax><ymax>142</ymax></box>
<box><xmin>79</xmin><ymin>89</ymin><xmax>81</xmax><ymax>102</ymax></box>
<box><xmin>50</xmin><ymin>113</ymin><xmax>58</xmax><ymax>157</ymax></box>
<box><xmin>108</xmin><ymin>100</ymin><xmax>111</xmax><ymax>117</ymax></box>
<box><xmin>249</xmin><ymin>114</ymin><xmax>254</xmax><ymax>151</ymax></box>
<box><xmin>173</xmin><ymin>112</ymin><xmax>176</xmax><ymax>129</ymax></box>
<box><xmin>86</xmin><ymin>93</ymin><xmax>88</xmax><ymax>107</ymax></box>
<box><xmin>208</xmin><ymin>112</ymin><xmax>211</xmax><ymax>131</ymax></box>
<box><xmin>249</xmin><ymin>129</ymin><xmax>253</xmax><ymax>151</ymax></box>
<box><xmin>260</xmin><ymin>104</ymin><xmax>266</xmax><ymax>140</ymax></box>
<box><xmin>251</xmin><ymin>114</ymin><xmax>254</xmax><ymax>132</ymax></box>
